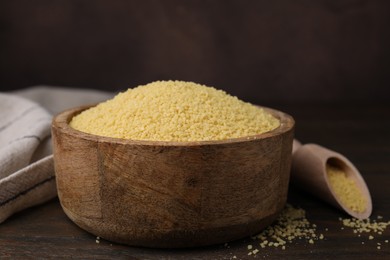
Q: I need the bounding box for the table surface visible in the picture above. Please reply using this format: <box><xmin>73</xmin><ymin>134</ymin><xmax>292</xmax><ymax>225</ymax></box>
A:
<box><xmin>1</xmin><ymin>102</ymin><xmax>389</xmax><ymax>259</ymax></box>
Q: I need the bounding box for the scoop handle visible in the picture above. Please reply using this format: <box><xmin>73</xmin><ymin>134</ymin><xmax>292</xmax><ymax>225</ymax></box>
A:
<box><xmin>292</xmin><ymin>139</ymin><xmax>302</xmax><ymax>154</ymax></box>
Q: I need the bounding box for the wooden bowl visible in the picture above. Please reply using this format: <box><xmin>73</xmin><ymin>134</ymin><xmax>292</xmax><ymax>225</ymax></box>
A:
<box><xmin>51</xmin><ymin>105</ymin><xmax>294</xmax><ymax>248</ymax></box>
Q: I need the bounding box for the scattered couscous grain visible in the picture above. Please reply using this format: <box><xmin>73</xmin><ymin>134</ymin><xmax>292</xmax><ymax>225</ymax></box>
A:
<box><xmin>70</xmin><ymin>80</ymin><xmax>280</xmax><ymax>142</ymax></box>
<box><xmin>326</xmin><ymin>163</ymin><xmax>367</xmax><ymax>213</ymax></box>
<box><xmin>341</xmin><ymin>218</ymin><xmax>390</xmax><ymax>235</ymax></box>
<box><xmin>339</xmin><ymin>216</ymin><xmax>390</xmax><ymax>250</ymax></box>
<box><xmin>245</xmin><ymin>204</ymin><xmax>389</xmax><ymax>257</ymax></box>
<box><xmin>250</xmin><ymin>204</ymin><xmax>322</xmax><ymax>252</ymax></box>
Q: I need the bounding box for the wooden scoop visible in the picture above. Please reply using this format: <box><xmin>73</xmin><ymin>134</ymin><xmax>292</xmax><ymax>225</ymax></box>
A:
<box><xmin>291</xmin><ymin>140</ymin><xmax>372</xmax><ymax>219</ymax></box>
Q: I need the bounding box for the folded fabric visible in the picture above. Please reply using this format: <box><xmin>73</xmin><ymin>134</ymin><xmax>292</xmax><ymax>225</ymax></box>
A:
<box><xmin>0</xmin><ymin>86</ymin><xmax>113</xmax><ymax>223</ymax></box>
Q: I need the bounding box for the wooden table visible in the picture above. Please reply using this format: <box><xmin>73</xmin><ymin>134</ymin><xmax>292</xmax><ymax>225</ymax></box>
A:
<box><xmin>1</xmin><ymin>103</ymin><xmax>389</xmax><ymax>259</ymax></box>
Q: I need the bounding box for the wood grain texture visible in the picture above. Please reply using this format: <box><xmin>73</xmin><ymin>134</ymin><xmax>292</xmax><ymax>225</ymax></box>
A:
<box><xmin>1</xmin><ymin>103</ymin><xmax>389</xmax><ymax>259</ymax></box>
<box><xmin>51</xmin><ymin>105</ymin><xmax>294</xmax><ymax>248</ymax></box>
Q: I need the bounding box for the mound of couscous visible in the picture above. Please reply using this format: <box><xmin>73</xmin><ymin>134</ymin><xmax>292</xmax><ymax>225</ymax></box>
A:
<box><xmin>70</xmin><ymin>80</ymin><xmax>280</xmax><ymax>141</ymax></box>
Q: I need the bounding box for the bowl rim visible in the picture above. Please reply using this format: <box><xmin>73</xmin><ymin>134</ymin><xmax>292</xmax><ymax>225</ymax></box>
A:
<box><xmin>52</xmin><ymin>104</ymin><xmax>295</xmax><ymax>147</ymax></box>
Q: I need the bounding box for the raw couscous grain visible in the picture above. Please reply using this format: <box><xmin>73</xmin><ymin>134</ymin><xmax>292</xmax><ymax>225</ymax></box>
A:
<box><xmin>342</xmin><ymin>218</ymin><xmax>390</xmax><ymax>235</ymax></box>
<box><xmin>245</xmin><ymin>206</ymin><xmax>390</xmax><ymax>256</ymax></box>
<box><xmin>249</xmin><ymin>204</ymin><xmax>323</xmax><ymax>252</ymax></box>
<box><xmin>326</xmin><ymin>163</ymin><xmax>367</xmax><ymax>213</ymax></box>
<box><xmin>70</xmin><ymin>81</ymin><xmax>280</xmax><ymax>141</ymax></box>
<box><xmin>340</xmin><ymin>216</ymin><xmax>390</xmax><ymax>249</ymax></box>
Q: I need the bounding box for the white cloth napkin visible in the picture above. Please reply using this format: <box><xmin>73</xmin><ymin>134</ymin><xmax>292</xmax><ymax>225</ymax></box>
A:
<box><xmin>0</xmin><ymin>86</ymin><xmax>113</xmax><ymax>223</ymax></box>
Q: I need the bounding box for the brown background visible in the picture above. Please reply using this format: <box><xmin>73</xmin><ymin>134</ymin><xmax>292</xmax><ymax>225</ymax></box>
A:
<box><xmin>1</xmin><ymin>0</ymin><xmax>389</xmax><ymax>104</ymax></box>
